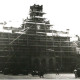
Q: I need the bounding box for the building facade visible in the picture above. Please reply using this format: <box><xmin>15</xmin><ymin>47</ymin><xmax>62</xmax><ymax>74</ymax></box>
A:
<box><xmin>0</xmin><ymin>4</ymin><xmax>77</xmax><ymax>74</ymax></box>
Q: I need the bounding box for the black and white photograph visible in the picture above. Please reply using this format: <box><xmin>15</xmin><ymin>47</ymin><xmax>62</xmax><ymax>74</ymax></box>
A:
<box><xmin>0</xmin><ymin>0</ymin><xmax>80</xmax><ymax>79</ymax></box>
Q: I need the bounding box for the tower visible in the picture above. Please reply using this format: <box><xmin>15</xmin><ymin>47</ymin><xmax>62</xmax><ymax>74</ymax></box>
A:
<box><xmin>22</xmin><ymin>4</ymin><xmax>52</xmax><ymax>33</ymax></box>
<box><xmin>21</xmin><ymin>4</ymin><xmax>77</xmax><ymax>73</ymax></box>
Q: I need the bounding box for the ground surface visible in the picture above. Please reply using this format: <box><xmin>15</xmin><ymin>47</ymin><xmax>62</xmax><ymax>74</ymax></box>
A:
<box><xmin>0</xmin><ymin>73</ymin><xmax>79</xmax><ymax>79</ymax></box>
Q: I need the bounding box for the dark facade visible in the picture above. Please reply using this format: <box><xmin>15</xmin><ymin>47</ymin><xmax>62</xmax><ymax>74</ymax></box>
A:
<box><xmin>0</xmin><ymin>4</ymin><xmax>77</xmax><ymax>74</ymax></box>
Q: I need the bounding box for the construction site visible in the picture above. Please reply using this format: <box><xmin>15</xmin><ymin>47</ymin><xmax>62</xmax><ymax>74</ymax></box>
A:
<box><xmin>0</xmin><ymin>4</ymin><xmax>77</xmax><ymax>74</ymax></box>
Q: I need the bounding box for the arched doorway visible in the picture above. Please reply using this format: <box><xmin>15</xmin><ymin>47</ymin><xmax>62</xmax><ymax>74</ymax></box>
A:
<box><xmin>33</xmin><ymin>59</ymin><xmax>40</xmax><ymax>70</ymax></box>
<box><xmin>49</xmin><ymin>59</ymin><xmax>54</xmax><ymax>72</ymax></box>
<box><xmin>41</xmin><ymin>59</ymin><xmax>46</xmax><ymax>72</ymax></box>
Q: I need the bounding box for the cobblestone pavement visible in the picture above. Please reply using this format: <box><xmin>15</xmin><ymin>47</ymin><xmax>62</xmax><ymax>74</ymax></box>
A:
<box><xmin>0</xmin><ymin>73</ymin><xmax>79</xmax><ymax>79</ymax></box>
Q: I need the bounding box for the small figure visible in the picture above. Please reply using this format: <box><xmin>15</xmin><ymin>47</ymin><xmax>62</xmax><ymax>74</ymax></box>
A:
<box><xmin>56</xmin><ymin>68</ymin><xmax>59</xmax><ymax>75</ymax></box>
<box><xmin>39</xmin><ymin>70</ymin><xmax>44</xmax><ymax>78</ymax></box>
<box><xmin>74</xmin><ymin>69</ymin><xmax>77</xmax><ymax>78</ymax></box>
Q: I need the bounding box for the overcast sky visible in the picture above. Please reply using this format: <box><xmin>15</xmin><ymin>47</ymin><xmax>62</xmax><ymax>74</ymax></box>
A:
<box><xmin>0</xmin><ymin>0</ymin><xmax>80</xmax><ymax>37</ymax></box>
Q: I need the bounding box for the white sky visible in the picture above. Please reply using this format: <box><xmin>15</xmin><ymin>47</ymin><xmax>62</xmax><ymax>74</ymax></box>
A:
<box><xmin>0</xmin><ymin>0</ymin><xmax>80</xmax><ymax>37</ymax></box>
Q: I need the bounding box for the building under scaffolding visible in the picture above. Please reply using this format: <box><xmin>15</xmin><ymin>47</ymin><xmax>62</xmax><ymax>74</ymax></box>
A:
<box><xmin>0</xmin><ymin>4</ymin><xmax>77</xmax><ymax>74</ymax></box>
